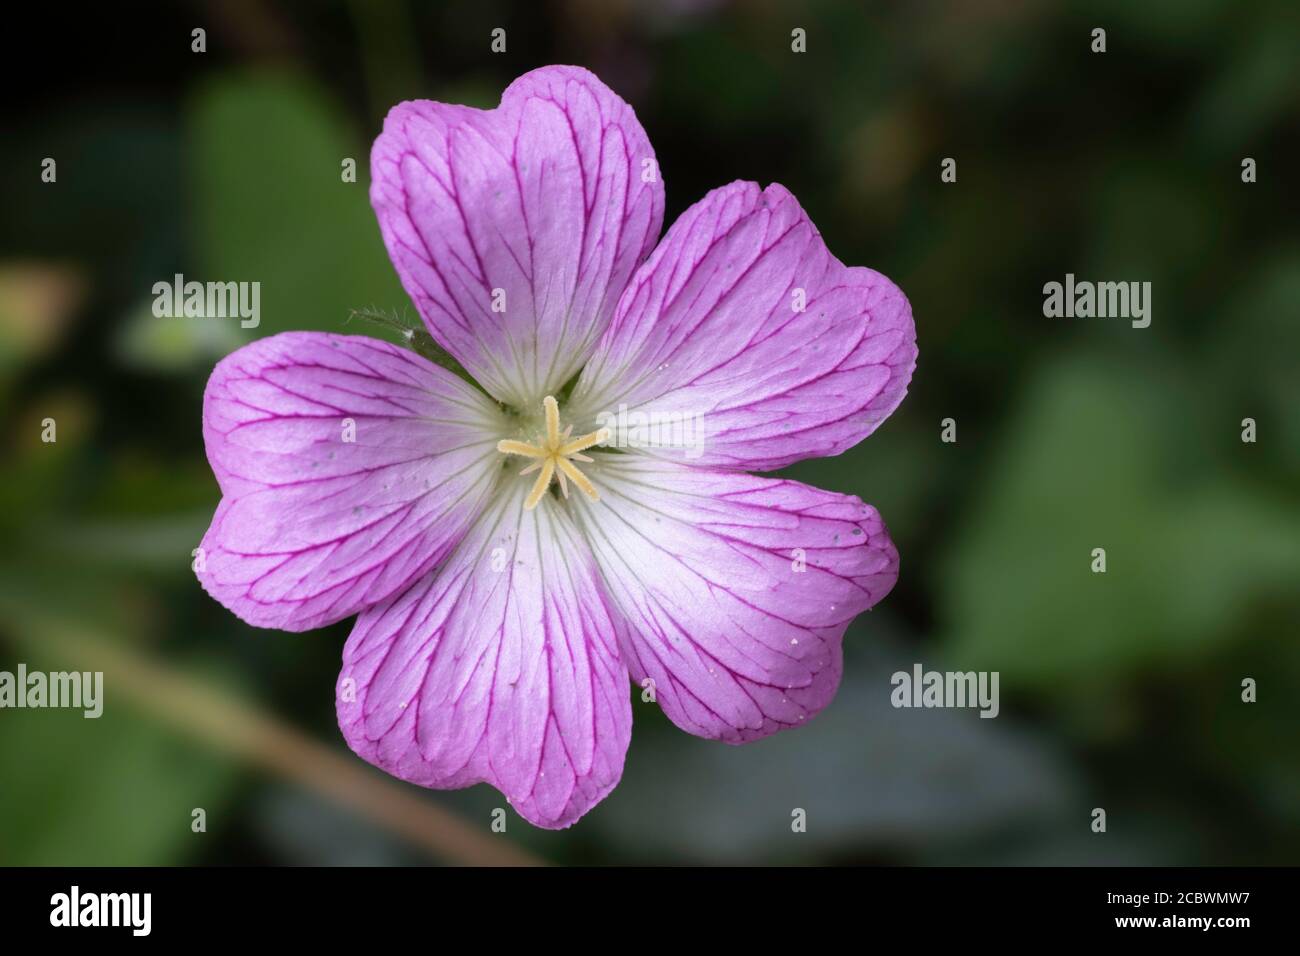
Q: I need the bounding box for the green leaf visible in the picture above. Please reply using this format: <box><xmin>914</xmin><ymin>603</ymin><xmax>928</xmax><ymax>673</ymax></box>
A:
<box><xmin>939</xmin><ymin>352</ymin><xmax>1300</xmax><ymax>689</ymax></box>
<box><xmin>189</xmin><ymin>70</ymin><xmax>408</xmax><ymax>342</ymax></box>
<box><xmin>0</xmin><ymin>701</ymin><xmax>236</xmax><ymax>865</ymax></box>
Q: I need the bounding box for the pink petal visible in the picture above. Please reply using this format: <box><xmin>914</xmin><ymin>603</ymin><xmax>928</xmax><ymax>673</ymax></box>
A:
<box><xmin>570</xmin><ymin>181</ymin><xmax>916</xmax><ymax>470</ymax></box>
<box><xmin>370</xmin><ymin>65</ymin><xmax>665</xmax><ymax>407</ymax></box>
<box><xmin>337</xmin><ymin>484</ymin><xmax>632</xmax><ymax>829</ymax></box>
<box><xmin>199</xmin><ymin>332</ymin><xmax>503</xmax><ymax>632</ymax></box>
<box><xmin>569</xmin><ymin>454</ymin><xmax>899</xmax><ymax>742</ymax></box>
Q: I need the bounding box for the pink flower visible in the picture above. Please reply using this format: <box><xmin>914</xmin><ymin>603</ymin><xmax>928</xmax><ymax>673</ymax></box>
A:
<box><xmin>198</xmin><ymin>66</ymin><xmax>916</xmax><ymax>828</ymax></box>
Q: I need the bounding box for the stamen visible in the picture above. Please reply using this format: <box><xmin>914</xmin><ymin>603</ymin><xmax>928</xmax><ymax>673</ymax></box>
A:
<box><xmin>524</xmin><ymin>458</ymin><xmax>556</xmax><ymax>511</ymax></box>
<box><xmin>556</xmin><ymin>458</ymin><xmax>598</xmax><ymax>501</ymax></box>
<box><xmin>497</xmin><ymin>395</ymin><xmax>608</xmax><ymax>510</ymax></box>
<box><xmin>559</xmin><ymin>428</ymin><xmax>609</xmax><ymax>457</ymax></box>
<box><xmin>497</xmin><ymin>439</ymin><xmax>548</xmax><ymax>459</ymax></box>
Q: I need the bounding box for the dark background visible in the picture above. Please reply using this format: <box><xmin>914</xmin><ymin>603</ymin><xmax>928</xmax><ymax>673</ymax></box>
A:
<box><xmin>1</xmin><ymin>0</ymin><xmax>1297</xmax><ymax>865</ymax></box>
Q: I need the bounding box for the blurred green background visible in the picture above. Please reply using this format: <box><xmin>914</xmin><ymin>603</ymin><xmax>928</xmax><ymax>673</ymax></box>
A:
<box><xmin>1</xmin><ymin>0</ymin><xmax>1297</xmax><ymax>865</ymax></box>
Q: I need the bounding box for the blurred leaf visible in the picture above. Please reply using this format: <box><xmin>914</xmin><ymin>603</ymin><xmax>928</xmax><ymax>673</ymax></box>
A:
<box><xmin>1208</xmin><ymin>247</ymin><xmax>1300</xmax><ymax>472</ymax></box>
<box><xmin>35</xmin><ymin>512</ymin><xmax>212</xmax><ymax>574</ymax></box>
<box><xmin>940</xmin><ymin>351</ymin><xmax>1300</xmax><ymax>688</ymax></box>
<box><xmin>1189</xmin><ymin>12</ymin><xmax>1300</xmax><ymax>150</ymax></box>
<box><xmin>1076</xmin><ymin>0</ymin><xmax>1230</xmax><ymax>52</ymax></box>
<box><xmin>189</xmin><ymin>70</ymin><xmax>407</xmax><ymax>343</ymax></box>
<box><xmin>0</xmin><ymin>697</ymin><xmax>237</xmax><ymax>865</ymax></box>
<box><xmin>1083</xmin><ymin>156</ymin><xmax>1226</xmax><ymax>295</ymax></box>
<box><xmin>114</xmin><ymin>297</ymin><xmax>244</xmax><ymax>372</ymax></box>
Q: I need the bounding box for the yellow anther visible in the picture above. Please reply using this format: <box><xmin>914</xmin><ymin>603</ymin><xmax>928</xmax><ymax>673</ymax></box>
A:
<box><xmin>497</xmin><ymin>395</ymin><xmax>609</xmax><ymax>510</ymax></box>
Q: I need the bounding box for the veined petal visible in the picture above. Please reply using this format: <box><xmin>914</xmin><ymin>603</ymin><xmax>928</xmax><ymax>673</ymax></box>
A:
<box><xmin>371</xmin><ymin>65</ymin><xmax>665</xmax><ymax>407</ymax></box>
<box><xmin>337</xmin><ymin>481</ymin><xmax>632</xmax><ymax>829</ymax></box>
<box><xmin>570</xmin><ymin>181</ymin><xmax>916</xmax><ymax>471</ymax></box>
<box><xmin>199</xmin><ymin>332</ymin><xmax>503</xmax><ymax>632</ymax></box>
<box><xmin>569</xmin><ymin>455</ymin><xmax>898</xmax><ymax>742</ymax></box>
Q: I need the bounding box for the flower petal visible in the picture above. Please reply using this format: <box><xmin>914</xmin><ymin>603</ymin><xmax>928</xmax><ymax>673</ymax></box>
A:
<box><xmin>371</xmin><ymin>65</ymin><xmax>665</xmax><ymax>407</ymax></box>
<box><xmin>570</xmin><ymin>181</ymin><xmax>916</xmax><ymax>470</ymax></box>
<box><xmin>569</xmin><ymin>454</ymin><xmax>899</xmax><ymax>742</ymax></box>
<box><xmin>199</xmin><ymin>332</ymin><xmax>503</xmax><ymax>632</ymax></box>
<box><xmin>337</xmin><ymin>482</ymin><xmax>632</xmax><ymax>829</ymax></box>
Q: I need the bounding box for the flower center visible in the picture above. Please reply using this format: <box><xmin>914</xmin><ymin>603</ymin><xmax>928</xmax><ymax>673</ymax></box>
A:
<box><xmin>497</xmin><ymin>395</ymin><xmax>609</xmax><ymax>511</ymax></box>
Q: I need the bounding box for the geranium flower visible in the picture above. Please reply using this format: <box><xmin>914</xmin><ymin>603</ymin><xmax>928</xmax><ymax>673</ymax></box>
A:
<box><xmin>197</xmin><ymin>66</ymin><xmax>916</xmax><ymax>828</ymax></box>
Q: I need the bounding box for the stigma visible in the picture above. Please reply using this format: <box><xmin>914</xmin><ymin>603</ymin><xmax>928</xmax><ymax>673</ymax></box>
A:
<box><xmin>497</xmin><ymin>396</ymin><xmax>610</xmax><ymax>510</ymax></box>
